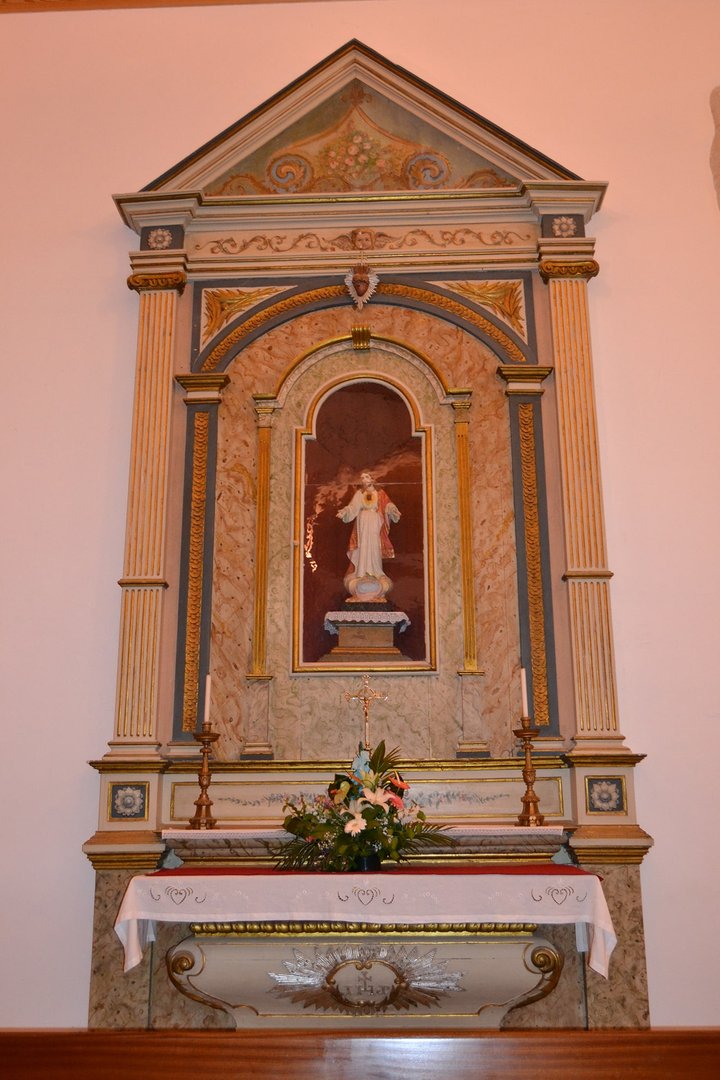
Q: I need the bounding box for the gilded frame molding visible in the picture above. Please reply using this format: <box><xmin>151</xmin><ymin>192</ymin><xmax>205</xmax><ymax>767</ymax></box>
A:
<box><xmin>291</xmin><ymin>370</ymin><xmax>437</xmax><ymax>673</ymax></box>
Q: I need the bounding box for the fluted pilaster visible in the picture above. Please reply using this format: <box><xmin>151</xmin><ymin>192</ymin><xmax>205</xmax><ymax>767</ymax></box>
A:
<box><xmin>540</xmin><ymin>249</ymin><xmax>624</xmax><ymax>747</ymax></box>
<box><xmin>110</xmin><ymin>273</ymin><xmax>184</xmax><ymax>755</ymax></box>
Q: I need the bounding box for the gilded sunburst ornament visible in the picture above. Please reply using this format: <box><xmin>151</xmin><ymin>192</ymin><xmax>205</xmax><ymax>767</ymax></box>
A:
<box><xmin>268</xmin><ymin>943</ymin><xmax>465</xmax><ymax>1014</ymax></box>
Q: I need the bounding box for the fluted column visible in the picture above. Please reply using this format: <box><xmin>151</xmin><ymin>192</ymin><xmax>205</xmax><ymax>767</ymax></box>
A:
<box><xmin>449</xmin><ymin>392</ymin><xmax>489</xmax><ymax>757</ymax></box>
<box><xmin>539</xmin><ymin>242</ymin><xmax>625</xmax><ymax>749</ymax></box>
<box><xmin>109</xmin><ymin>271</ymin><xmax>185</xmax><ymax>756</ymax></box>
<box><xmin>241</xmin><ymin>394</ymin><xmax>276</xmax><ymax>759</ymax></box>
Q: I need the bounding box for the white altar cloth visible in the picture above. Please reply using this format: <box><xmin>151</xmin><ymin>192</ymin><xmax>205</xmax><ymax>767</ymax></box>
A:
<box><xmin>115</xmin><ymin>865</ymin><xmax>616</xmax><ymax>977</ymax></box>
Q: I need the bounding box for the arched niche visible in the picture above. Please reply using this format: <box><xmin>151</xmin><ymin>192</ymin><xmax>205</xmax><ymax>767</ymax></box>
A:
<box><xmin>295</xmin><ymin>374</ymin><xmax>433</xmax><ymax>670</ymax></box>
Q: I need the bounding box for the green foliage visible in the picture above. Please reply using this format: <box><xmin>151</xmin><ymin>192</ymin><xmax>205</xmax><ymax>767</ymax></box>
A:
<box><xmin>273</xmin><ymin>741</ymin><xmax>455</xmax><ymax>872</ymax></box>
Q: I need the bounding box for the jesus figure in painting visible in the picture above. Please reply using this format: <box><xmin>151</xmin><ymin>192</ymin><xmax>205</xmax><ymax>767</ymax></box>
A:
<box><xmin>336</xmin><ymin>470</ymin><xmax>401</xmax><ymax>602</ymax></box>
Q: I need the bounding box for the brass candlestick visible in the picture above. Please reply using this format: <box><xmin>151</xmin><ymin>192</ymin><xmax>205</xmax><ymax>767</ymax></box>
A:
<box><xmin>188</xmin><ymin>719</ymin><xmax>220</xmax><ymax>830</ymax></box>
<box><xmin>513</xmin><ymin>713</ymin><xmax>545</xmax><ymax>827</ymax></box>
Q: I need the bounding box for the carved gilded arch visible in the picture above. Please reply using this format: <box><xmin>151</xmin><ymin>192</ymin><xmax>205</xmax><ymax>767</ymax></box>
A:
<box><xmin>194</xmin><ymin>279</ymin><xmax>531</xmax><ymax>376</ymax></box>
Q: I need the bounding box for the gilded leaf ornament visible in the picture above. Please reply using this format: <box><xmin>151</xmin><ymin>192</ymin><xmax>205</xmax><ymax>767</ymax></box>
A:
<box><xmin>202</xmin><ymin>287</ymin><xmax>289</xmax><ymax>344</ymax></box>
<box><xmin>433</xmin><ymin>279</ymin><xmax>527</xmax><ymax>338</ymax></box>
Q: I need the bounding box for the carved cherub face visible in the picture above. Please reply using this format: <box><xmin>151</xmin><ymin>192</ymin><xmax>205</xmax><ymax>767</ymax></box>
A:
<box><xmin>351</xmin><ymin>229</ymin><xmax>374</xmax><ymax>251</ymax></box>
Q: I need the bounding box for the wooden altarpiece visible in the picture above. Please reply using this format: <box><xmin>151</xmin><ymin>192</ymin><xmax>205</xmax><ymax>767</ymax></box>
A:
<box><xmin>84</xmin><ymin>42</ymin><xmax>652</xmax><ymax>1030</ymax></box>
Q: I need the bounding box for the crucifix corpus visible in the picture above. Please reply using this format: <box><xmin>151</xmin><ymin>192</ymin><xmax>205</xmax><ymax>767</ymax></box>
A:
<box><xmin>344</xmin><ymin>673</ymin><xmax>388</xmax><ymax>749</ymax></box>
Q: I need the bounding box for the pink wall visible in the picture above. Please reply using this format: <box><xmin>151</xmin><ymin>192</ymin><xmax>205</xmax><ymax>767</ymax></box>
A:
<box><xmin>1</xmin><ymin>0</ymin><xmax>719</xmax><ymax>1026</ymax></box>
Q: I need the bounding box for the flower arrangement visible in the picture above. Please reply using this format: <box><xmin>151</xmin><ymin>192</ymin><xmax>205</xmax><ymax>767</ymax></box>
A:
<box><xmin>274</xmin><ymin>741</ymin><xmax>454</xmax><ymax>872</ymax></box>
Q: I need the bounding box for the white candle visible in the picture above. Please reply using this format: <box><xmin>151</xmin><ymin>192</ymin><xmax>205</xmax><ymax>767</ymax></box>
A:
<box><xmin>203</xmin><ymin>674</ymin><xmax>212</xmax><ymax>726</ymax></box>
<box><xmin>520</xmin><ymin>668</ymin><xmax>529</xmax><ymax>717</ymax></box>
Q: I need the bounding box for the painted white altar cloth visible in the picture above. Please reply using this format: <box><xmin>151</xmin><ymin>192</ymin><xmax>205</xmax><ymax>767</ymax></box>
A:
<box><xmin>115</xmin><ymin>864</ymin><xmax>616</xmax><ymax>977</ymax></box>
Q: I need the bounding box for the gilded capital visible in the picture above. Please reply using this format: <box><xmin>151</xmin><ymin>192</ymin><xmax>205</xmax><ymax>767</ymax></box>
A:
<box><xmin>127</xmin><ymin>271</ymin><xmax>186</xmax><ymax>294</ymax></box>
<box><xmin>176</xmin><ymin>374</ymin><xmax>230</xmax><ymax>403</ymax></box>
<box><xmin>497</xmin><ymin>365</ymin><xmax>552</xmax><ymax>395</ymax></box>
<box><xmin>253</xmin><ymin>393</ymin><xmax>280</xmax><ymax>426</ymax></box>
<box><xmin>539</xmin><ymin>259</ymin><xmax>599</xmax><ymax>283</ymax></box>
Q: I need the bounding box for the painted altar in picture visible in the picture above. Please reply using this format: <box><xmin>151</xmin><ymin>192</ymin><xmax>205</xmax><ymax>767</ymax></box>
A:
<box><xmin>84</xmin><ymin>42</ymin><xmax>652</xmax><ymax>1030</ymax></box>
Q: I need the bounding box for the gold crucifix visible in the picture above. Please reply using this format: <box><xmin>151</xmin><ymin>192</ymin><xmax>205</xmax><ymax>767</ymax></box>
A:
<box><xmin>344</xmin><ymin>673</ymin><xmax>388</xmax><ymax>750</ymax></box>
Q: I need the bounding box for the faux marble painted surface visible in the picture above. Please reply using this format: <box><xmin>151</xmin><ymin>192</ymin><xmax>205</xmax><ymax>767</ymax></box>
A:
<box><xmin>583</xmin><ymin>863</ymin><xmax>650</xmax><ymax>1028</ymax></box>
<box><xmin>507</xmin><ymin>863</ymin><xmax>650</xmax><ymax>1030</ymax></box>
<box><xmin>88</xmin><ymin>870</ymin><xmax>153</xmax><ymax>1029</ymax></box>
<box><xmin>210</xmin><ymin>305</ymin><xmax>520</xmax><ymax>761</ymax></box>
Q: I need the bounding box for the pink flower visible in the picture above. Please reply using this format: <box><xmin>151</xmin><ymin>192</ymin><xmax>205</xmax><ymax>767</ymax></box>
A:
<box><xmin>344</xmin><ymin>813</ymin><xmax>367</xmax><ymax>836</ymax></box>
<box><xmin>363</xmin><ymin>786</ymin><xmax>391</xmax><ymax>807</ymax></box>
<box><xmin>387</xmin><ymin>794</ymin><xmax>403</xmax><ymax>810</ymax></box>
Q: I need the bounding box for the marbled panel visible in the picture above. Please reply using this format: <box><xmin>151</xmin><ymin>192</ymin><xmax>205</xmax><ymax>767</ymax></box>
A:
<box><xmin>583</xmin><ymin>864</ymin><xmax>650</xmax><ymax>1028</ymax></box>
<box><xmin>88</xmin><ymin>871</ymin><xmax>151</xmax><ymax>1029</ymax></box>
<box><xmin>210</xmin><ymin>305</ymin><xmax>520</xmax><ymax>762</ymax></box>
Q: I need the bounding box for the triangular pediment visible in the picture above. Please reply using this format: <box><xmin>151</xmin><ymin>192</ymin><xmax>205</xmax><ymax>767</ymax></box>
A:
<box><xmin>143</xmin><ymin>41</ymin><xmax>581</xmax><ymax>197</ymax></box>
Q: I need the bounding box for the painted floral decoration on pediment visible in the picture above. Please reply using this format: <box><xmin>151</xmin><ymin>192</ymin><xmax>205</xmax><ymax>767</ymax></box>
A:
<box><xmin>205</xmin><ymin>82</ymin><xmax>516</xmax><ymax>196</ymax></box>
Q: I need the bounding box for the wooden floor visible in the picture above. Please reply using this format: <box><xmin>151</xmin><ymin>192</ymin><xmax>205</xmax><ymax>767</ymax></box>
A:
<box><xmin>2</xmin><ymin>1029</ymin><xmax>719</xmax><ymax>1079</ymax></box>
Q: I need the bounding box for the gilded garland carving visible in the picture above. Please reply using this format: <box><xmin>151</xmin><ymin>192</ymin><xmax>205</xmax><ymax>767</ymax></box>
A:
<box><xmin>194</xmin><ymin>227</ymin><xmax>532</xmax><ymax>257</ymax></box>
<box><xmin>127</xmin><ymin>271</ymin><xmax>186</xmax><ymax>294</ymax></box>
<box><xmin>200</xmin><ymin>283</ymin><xmax>526</xmax><ymax>374</ymax></box>
<box><xmin>538</xmin><ymin>259</ymin><xmax>599</xmax><ymax>282</ymax></box>
<box><xmin>518</xmin><ymin>403</ymin><xmax>550</xmax><ymax>726</ymax></box>
<box><xmin>182</xmin><ymin>411</ymin><xmax>209</xmax><ymax>732</ymax></box>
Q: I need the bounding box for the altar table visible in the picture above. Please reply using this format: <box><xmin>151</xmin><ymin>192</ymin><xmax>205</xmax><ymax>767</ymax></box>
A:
<box><xmin>115</xmin><ymin>864</ymin><xmax>616</xmax><ymax>977</ymax></box>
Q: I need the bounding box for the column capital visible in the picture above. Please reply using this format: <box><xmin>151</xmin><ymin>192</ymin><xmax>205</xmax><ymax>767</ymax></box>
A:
<box><xmin>538</xmin><ymin>236</ymin><xmax>599</xmax><ymax>282</ymax></box>
<box><xmin>497</xmin><ymin>365</ymin><xmax>552</xmax><ymax>395</ymax></box>
<box><xmin>253</xmin><ymin>394</ymin><xmax>280</xmax><ymax>426</ymax></box>
<box><xmin>127</xmin><ymin>271</ymin><xmax>186</xmax><ymax>294</ymax></box>
<box><xmin>539</xmin><ymin>259</ymin><xmax>599</xmax><ymax>283</ymax></box>
<box><xmin>176</xmin><ymin>373</ymin><xmax>229</xmax><ymax>403</ymax></box>
<box><xmin>445</xmin><ymin>388</ymin><xmax>473</xmax><ymax>415</ymax></box>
